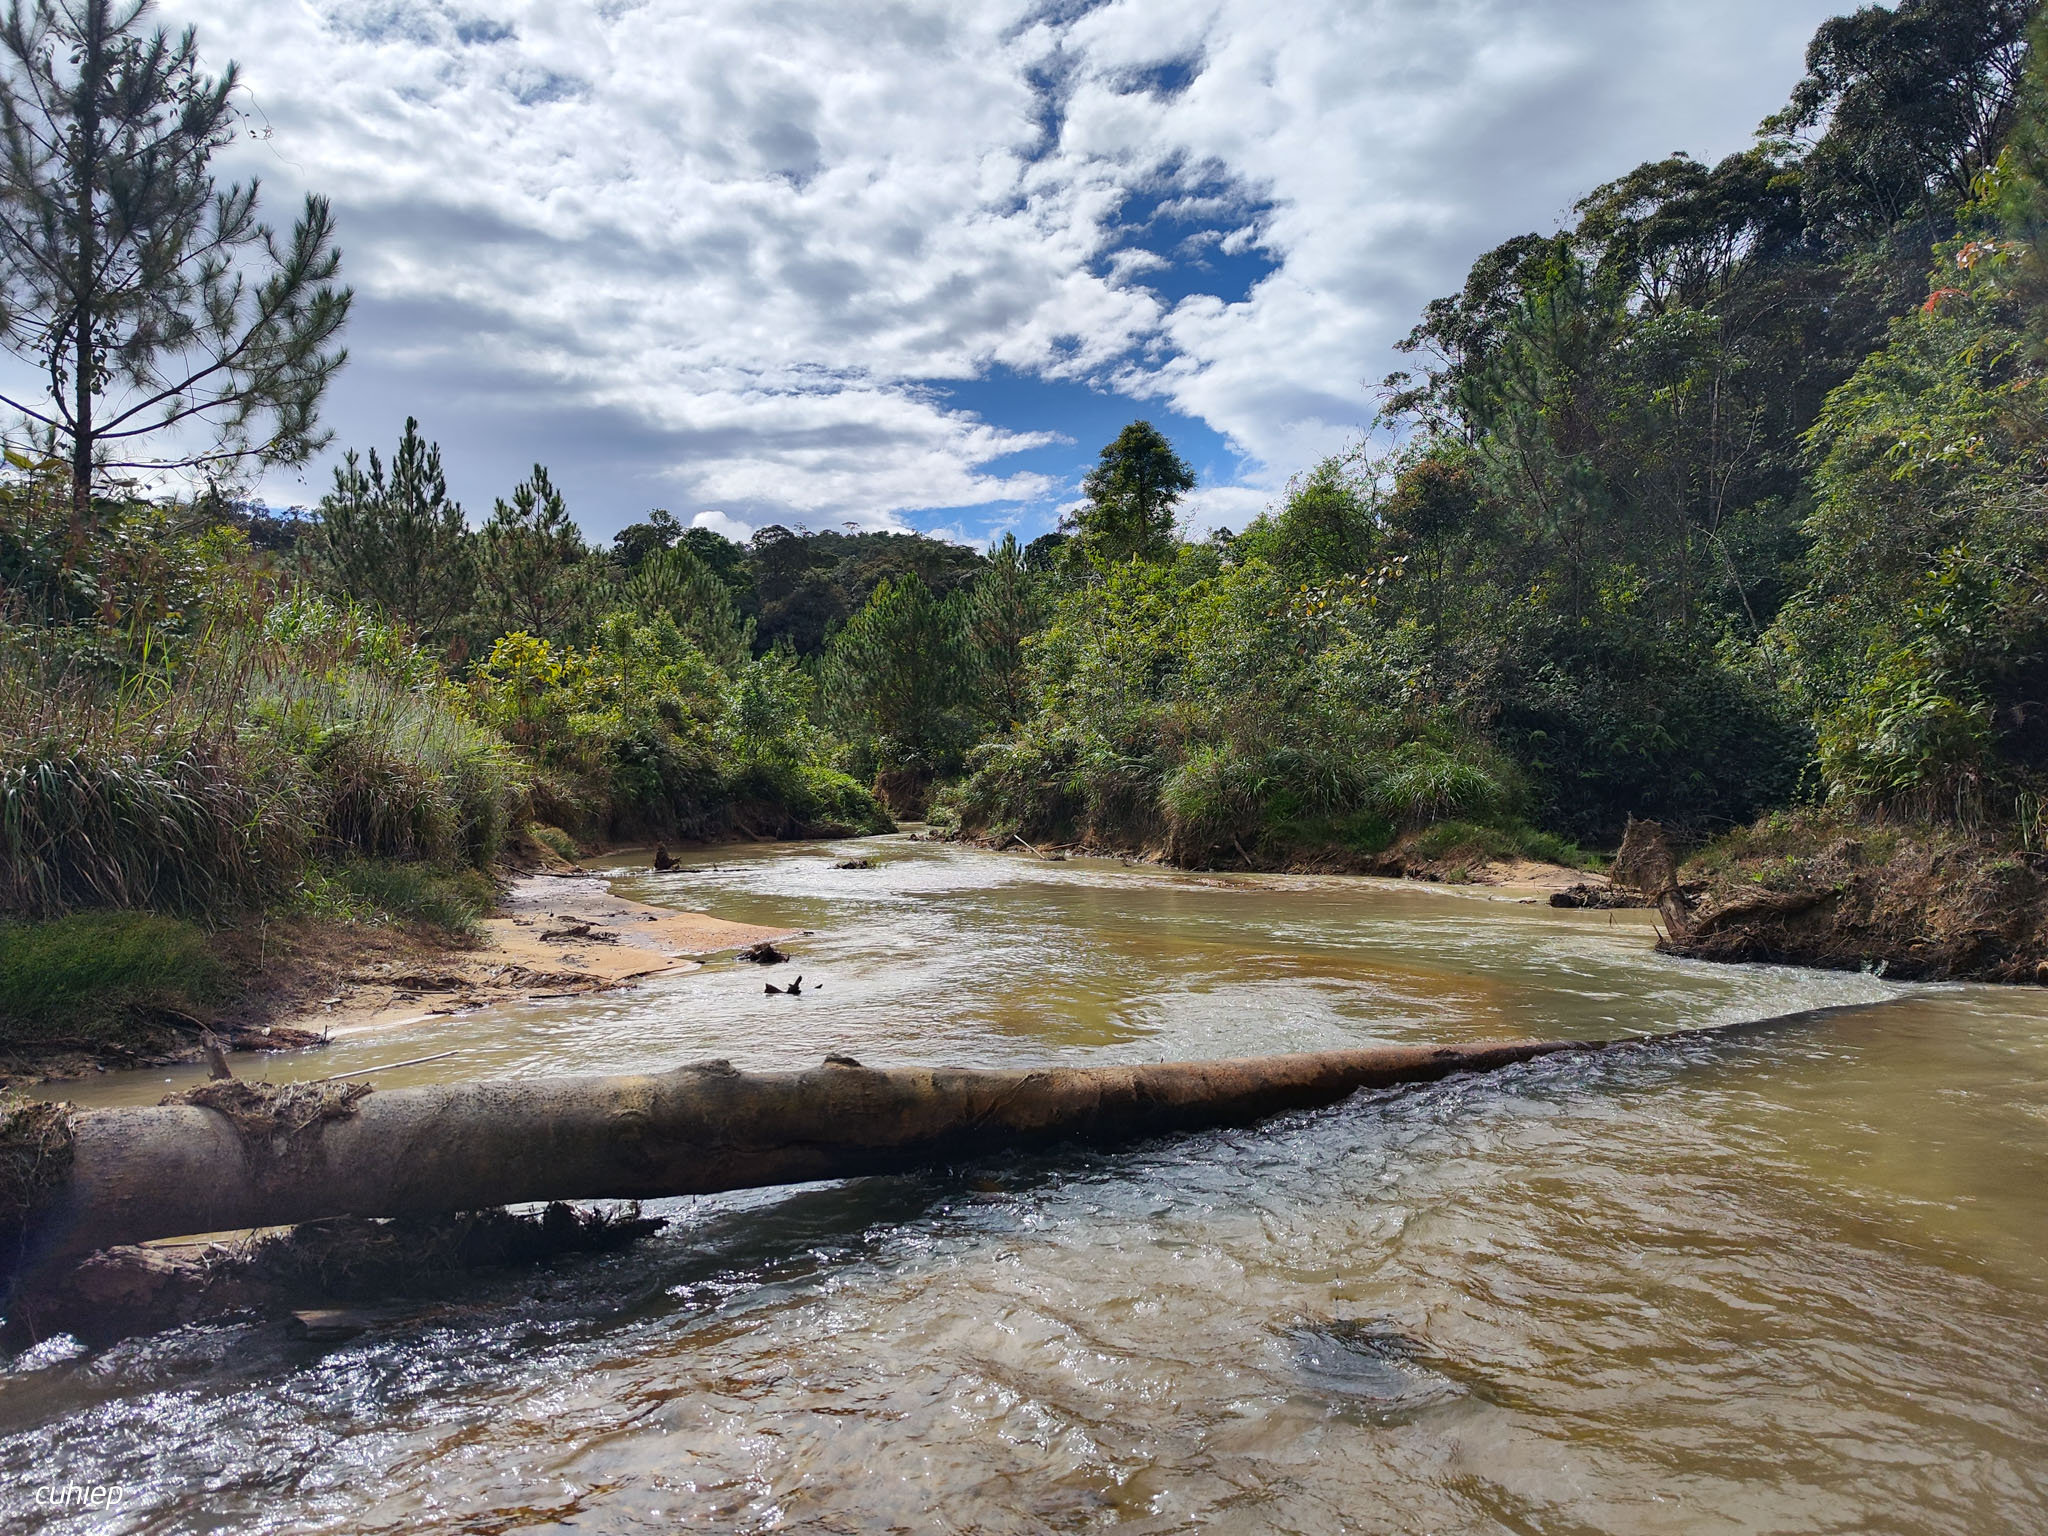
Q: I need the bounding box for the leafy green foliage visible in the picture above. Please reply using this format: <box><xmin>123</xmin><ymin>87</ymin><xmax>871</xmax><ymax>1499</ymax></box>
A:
<box><xmin>1070</xmin><ymin>420</ymin><xmax>1195</xmax><ymax>566</ymax></box>
<box><xmin>1233</xmin><ymin>453</ymin><xmax>1378</xmax><ymax>581</ymax></box>
<box><xmin>746</xmin><ymin>524</ymin><xmax>982</xmax><ymax>655</ymax></box>
<box><xmin>1774</xmin><ymin>280</ymin><xmax>2048</xmax><ymax>814</ymax></box>
<box><xmin>949</xmin><ymin>552</ymin><xmax>1527</xmax><ymax>863</ymax></box>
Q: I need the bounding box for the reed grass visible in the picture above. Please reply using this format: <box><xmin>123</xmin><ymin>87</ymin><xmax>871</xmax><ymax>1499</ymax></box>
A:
<box><xmin>0</xmin><ymin>594</ymin><xmax>526</xmax><ymax>922</ymax></box>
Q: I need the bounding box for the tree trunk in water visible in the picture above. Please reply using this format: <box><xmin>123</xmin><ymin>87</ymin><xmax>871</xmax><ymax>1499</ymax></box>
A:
<box><xmin>7</xmin><ymin>1003</ymin><xmax>1882</xmax><ymax>1288</ymax></box>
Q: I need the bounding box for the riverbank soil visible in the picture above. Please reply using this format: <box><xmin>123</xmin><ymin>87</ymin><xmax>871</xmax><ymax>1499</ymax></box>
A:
<box><xmin>0</xmin><ymin>870</ymin><xmax>797</xmax><ymax>1088</ymax></box>
<box><xmin>1661</xmin><ymin>813</ymin><xmax>2048</xmax><ymax>982</ymax></box>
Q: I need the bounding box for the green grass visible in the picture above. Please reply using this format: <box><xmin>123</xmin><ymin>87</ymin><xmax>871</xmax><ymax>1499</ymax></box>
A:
<box><xmin>313</xmin><ymin>861</ymin><xmax>497</xmax><ymax>938</ymax></box>
<box><xmin>0</xmin><ymin>910</ymin><xmax>227</xmax><ymax>1044</ymax></box>
<box><xmin>530</xmin><ymin>823</ymin><xmax>580</xmax><ymax>861</ymax></box>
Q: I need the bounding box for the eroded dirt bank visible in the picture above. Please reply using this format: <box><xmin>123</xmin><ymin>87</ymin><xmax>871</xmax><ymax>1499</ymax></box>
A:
<box><xmin>1660</xmin><ymin>824</ymin><xmax>2048</xmax><ymax>983</ymax></box>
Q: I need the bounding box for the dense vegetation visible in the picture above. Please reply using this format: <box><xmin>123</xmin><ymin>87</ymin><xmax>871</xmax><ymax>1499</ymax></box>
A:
<box><xmin>954</xmin><ymin>0</ymin><xmax>2048</xmax><ymax>866</ymax></box>
<box><xmin>4</xmin><ymin>0</ymin><xmax>2047</xmax><ymax>1053</ymax></box>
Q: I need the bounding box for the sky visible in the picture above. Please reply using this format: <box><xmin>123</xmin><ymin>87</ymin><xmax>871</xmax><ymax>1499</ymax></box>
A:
<box><xmin>152</xmin><ymin>0</ymin><xmax>1854</xmax><ymax>548</ymax></box>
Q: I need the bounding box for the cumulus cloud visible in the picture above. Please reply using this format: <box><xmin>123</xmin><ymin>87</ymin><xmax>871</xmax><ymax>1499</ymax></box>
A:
<box><xmin>157</xmin><ymin>0</ymin><xmax>1846</xmax><ymax>539</ymax></box>
<box><xmin>690</xmin><ymin>509</ymin><xmax>755</xmax><ymax>543</ymax></box>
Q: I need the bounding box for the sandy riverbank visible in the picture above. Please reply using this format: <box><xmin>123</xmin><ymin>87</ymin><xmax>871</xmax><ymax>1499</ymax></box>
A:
<box><xmin>304</xmin><ymin>870</ymin><xmax>798</xmax><ymax>1038</ymax></box>
<box><xmin>2</xmin><ymin>866</ymin><xmax>799</xmax><ymax>1086</ymax></box>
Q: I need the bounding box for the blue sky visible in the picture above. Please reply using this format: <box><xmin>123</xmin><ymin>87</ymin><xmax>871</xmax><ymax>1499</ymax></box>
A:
<box><xmin>156</xmin><ymin>0</ymin><xmax>1852</xmax><ymax>550</ymax></box>
<box><xmin>914</xmin><ymin>368</ymin><xmax>1243</xmax><ymax>545</ymax></box>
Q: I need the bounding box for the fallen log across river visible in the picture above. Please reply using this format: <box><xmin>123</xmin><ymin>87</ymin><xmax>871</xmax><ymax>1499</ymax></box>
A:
<box><xmin>3</xmin><ymin>1001</ymin><xmax>1889</xmax><ymax>1295</ymax></box>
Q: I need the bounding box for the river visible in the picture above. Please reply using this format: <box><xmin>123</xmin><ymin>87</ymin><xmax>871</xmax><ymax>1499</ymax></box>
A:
<box><xmin>6</xmin><ymin>835</ymin><xmax>2047</xmax><ymax>1532</ymax></box>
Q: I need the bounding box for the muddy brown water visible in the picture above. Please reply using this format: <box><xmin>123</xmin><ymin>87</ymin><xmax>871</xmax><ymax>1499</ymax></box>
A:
<box><xmin>6</xmin><ymin>836</ymin><xmax>2047</xmax><ymax>1533</ymax></box>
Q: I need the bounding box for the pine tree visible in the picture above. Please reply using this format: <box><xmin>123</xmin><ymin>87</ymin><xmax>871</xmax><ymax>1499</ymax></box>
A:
<box><xmin>475</xmin><ymin>464</ymin><xmax>600</xmax><ymax>641</ymax></box>
<box><xmin>628</xmin><ymin>542</ymin><xmax>749</xmax><ymax>668</ymax></box>
<box><xmin>315</xmin><ymin>417</ymin><xmax>473</xmax><ymax>640</ymax></box>
<box><xmin>824</xmin><ymin>572</ymin><xmax>971</xmax><ymax>807</ymax></box>
<box><xmin>0</xmin><ymin>0</ymin><xmax>350</xmax><ymax>537</ymax></box>
<box><xmin>965</xmin><ymin>532</ymin><xmax>1042</xmax><ymax>729</ymax></box>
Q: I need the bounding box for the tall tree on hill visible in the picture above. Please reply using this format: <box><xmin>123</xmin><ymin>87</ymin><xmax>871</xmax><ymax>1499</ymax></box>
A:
<box><xmin>1072</xmin><ymin>421</ymin><xmax>1195</xmax><ymax>565</ymax></box>
<box><xmin>0</xmin><ymin>0</ymin><xmax>350</xmax><ymax>543</ymax></box>
<box><xmin>316</xmin><ymin>418</ymin><xmax>473</xmax><ymax>642</ymax></box>
<box><xmin>1771</xmin><ymin>0</ymin><xmax>2034</xmax><ymax>251</ymax></box>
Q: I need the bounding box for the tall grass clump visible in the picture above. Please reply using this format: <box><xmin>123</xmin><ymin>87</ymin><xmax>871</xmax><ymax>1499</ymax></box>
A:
<box><xmin>0</xmin><ymin>911</ymin><xmax>227</xmax><ymax>1041</ymax></box>
<box><xmin>0</xmin><ymin>634</ymin><xmax>311</xmax><ymax>919</ymax></box>
<box><xmin>0</xmin><ymin>590</ymin><xmax>528</xmax><ymax>923</ymax></box>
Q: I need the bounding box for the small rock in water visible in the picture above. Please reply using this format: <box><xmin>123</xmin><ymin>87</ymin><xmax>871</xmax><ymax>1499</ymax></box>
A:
<box><xmin>834</xmin><ymin>858</ymin><xmax>875</xmax><ymax>870</ymax></box>
<box><xmin>738</xmin><ymin>941</ymin><xmax>788</xmax><ymax>965</ymax></box>
<box><xmin>288</xmin><ymin>1308</ymin><xmax>377</xmax><ymax>1343</ymax></box>
<box><xmin>1283</xmin><ymin>1321</ymin><xmax>1468</xmax><ymax>1420</ymax></box>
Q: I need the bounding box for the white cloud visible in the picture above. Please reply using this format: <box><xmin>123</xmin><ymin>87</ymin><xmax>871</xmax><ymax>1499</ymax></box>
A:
<box><xmin>146</xmin><ymin>0</ymin><xmax>1846</xmax><ymax>538</ymax></box>
<box><xmin>690</xmin><ymin>509</ymin><xmax>754</xmax><ymax>543</ymax></box>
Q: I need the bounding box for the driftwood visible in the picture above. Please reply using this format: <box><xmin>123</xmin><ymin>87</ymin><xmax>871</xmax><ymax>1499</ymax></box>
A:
<box><xmin>4</xmin><ymin>1002</ymin><xmax>1886</xmax><ymax>1290</ymax></box>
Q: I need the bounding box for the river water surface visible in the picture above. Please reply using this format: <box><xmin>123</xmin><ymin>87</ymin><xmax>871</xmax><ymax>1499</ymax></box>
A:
<box><xmin>6</xmin><ymin>836</ymin><xmax>2048</xmax><ymax>1533</ymax></box>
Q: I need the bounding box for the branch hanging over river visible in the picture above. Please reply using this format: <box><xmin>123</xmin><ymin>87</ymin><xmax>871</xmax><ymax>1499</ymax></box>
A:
<box><xmin>3</xmin><ymin>1002</ymin><xmax>1888</xmax><ymax>1290</ymax></box>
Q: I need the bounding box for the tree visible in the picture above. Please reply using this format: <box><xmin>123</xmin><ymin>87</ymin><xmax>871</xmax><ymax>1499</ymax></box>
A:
<box><xmin>1382</xmin><ymin>452</ymin><xmax>1481</xmax><ymax>636</ymax></box>
<box><xmin>611</xmin><ymin>507</ymin><xmax>681</xmax><ymax>570</ymax></box>
<box><xmin>315</xmin><ymin>418</ymin><xmax>473</xmax><ymax>641</ymax></box>
<box><xmin>1072</xmin><ymin>420</ymin><xmax>1195</xmax><ymax>564</ymax></box>
<box><xmin>679</xmin><ymin>524</ymin><xmax>751</xmax><ymax>596</ymax></box>
<box><xmin>475</xmin><ymin>464</ymin><xmax>600</xmax><ymax>642</ymax></box>
<box><xmin>824</xmin><ymin>571</ymin><xmax>972</xmax><ymax>809</ymax></box>
<box><xmin>1771</xmin><ymin>0</ymin><xmax>2033</xmax><ymax>249</ymax></box>
<box><xmin>0</xmin><ymin>0</ymin><xmax>350</xmax><ymax>537</ymax></box>
<box><xmin>964</xmin><ymin>532</ymin><xmax>1043</xmax><ymax>729</ymax></box>
<box><xmin>1235</xmin><ymin>453</ymin><xmax>1376</xmax><ymax>580</ymax></box>
<box><xmin>628</xmin><ymin>542</ymin><xmax>748</xmax><ymax>668</ymax></box>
